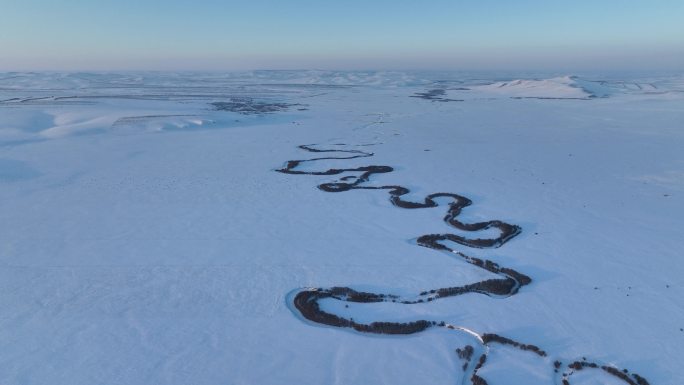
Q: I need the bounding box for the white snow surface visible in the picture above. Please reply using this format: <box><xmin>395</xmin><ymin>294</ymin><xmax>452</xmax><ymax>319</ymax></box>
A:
<box><xmin>1</xmin><ymin>71</ymin><xmax>683</xmax><ymax>385</ymax></box>
<box><xmin>472</xmin><ymin>76</ymin><xmax>591</xmax><ymax>98</ymax></box>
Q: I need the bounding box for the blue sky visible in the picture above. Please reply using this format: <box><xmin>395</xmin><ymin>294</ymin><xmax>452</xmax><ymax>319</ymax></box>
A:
<box><xmin>1</xmin><ymin>0</ymin><xmax>682</xmax><ymax>71</ymax></box>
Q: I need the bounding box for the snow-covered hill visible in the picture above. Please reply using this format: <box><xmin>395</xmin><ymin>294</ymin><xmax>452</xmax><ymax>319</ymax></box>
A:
<box><xmin>473</xmin><ymin>76</ymin><xmax>592</xmax><ymax>98</ymax></box>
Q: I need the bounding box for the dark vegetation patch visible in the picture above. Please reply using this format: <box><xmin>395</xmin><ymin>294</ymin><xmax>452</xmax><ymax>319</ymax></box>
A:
<box><xmin>471</xmin><ymin>354</ymin><xmax>489</xmax><ymax>385</ymax></box>
<box><xmin>563</xmin><ymin>359</ymin><xmax>650</xmax><ymax>385</ymax></box>
<box><xmin>601</xmin><ymin>366</ymin><xmax>637</xmax><ymax>385</ymax></box>
<box><xmin>410</xmin><ymin>89</ymin><xmax>463</xmax><ymax>102</ymax></box>
<box><xmin>211</xmin><ymin>98</ymin><xmax>303</xmax><ymax>114</ymax></box>
<box><xmin>481</xmin><ymin>333</ymin><xmax>546</xmax><ymax>357</ymax></box>
<box><xmin>456</xmin><ymin>345</ymin><xmax>474</xmax><ymax>371</ymax></box>
<box><xmin>293</xmin><ymin>289</ymin><xmax>432</xmax><ymax>335</ymax></box>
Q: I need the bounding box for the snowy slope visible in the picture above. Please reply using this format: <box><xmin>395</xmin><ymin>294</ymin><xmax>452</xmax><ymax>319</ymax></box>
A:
<box><xmin>0</xmin><ymin>72</ymin><xmax>683</xmax><ymax>385</ymax></box>
<box><xmin>472</xmin><ymin>76</ymin><xmax>591</xmax><ymax>98</ymax></box>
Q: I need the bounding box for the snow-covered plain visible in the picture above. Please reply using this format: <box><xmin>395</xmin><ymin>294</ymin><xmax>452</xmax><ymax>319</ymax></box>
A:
<box><xmin>1</xmin><ymin>71</ymin><xmax>683</xmax><ymax>385</ymax></box>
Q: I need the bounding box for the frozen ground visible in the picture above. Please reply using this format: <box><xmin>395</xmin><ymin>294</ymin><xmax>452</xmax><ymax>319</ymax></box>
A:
<box><xmin>0</xmin><ymin>71</ymin><xmax>683</xmax><ymax>385</ymax></box>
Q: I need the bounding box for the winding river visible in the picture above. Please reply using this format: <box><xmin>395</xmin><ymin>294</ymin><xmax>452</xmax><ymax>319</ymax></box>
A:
<box><xmin>277</xmin><ymin>144</ymin><xmax>650</xmax><ymax>385</ymax></box>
